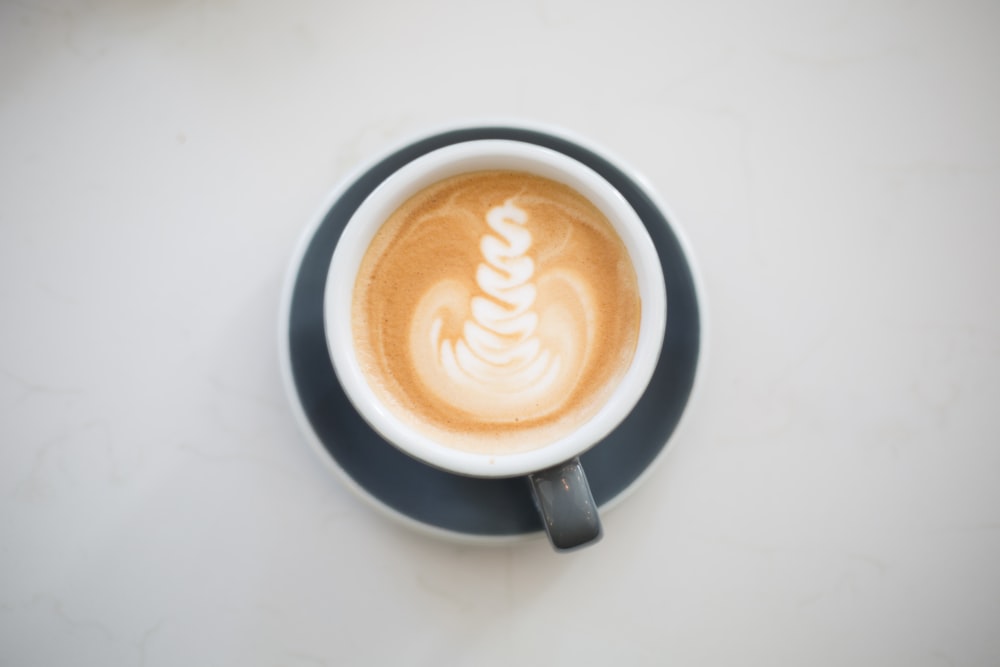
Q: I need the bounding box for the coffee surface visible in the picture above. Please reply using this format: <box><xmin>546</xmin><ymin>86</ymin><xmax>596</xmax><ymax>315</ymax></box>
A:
<box><xmin>352</xmin><ymin>170</ymin><xmax>641</xmax><ymax>455</ymax></box>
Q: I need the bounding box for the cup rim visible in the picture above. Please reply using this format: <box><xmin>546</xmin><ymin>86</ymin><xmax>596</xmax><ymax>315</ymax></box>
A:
<box><xmin>324</xmin><ymin>139</ymin><xmax>666</xmax><ymax>478</ymax></box>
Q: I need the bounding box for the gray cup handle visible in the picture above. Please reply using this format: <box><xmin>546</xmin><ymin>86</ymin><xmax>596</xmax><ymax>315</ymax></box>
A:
<box><xmin>528</xmin><ymin>457</ymin><xmax>603</xmax><ymax>551</ymax></box>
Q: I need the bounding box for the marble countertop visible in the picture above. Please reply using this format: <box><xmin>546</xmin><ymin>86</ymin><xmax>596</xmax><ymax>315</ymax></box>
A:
<box><xmin>2</xmin><ymin>1</ymin><xmax>998</xmax><ymax>665</ymax></box>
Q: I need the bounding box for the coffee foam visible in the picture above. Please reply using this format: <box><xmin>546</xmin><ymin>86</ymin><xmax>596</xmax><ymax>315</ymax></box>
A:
<box><xmin>352</xmin><ymin>170</ymin><xmax>641</xmax><ymax>455</ymax></box>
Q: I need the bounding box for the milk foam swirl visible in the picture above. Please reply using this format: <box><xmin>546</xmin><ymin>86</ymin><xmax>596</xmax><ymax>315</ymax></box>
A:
<box><xmin>411</xmin><ymin>200</ymin><xmax>591</xmax><ymax>421</ymax></box>
<box><xmin>353</xmin><ymin>169</ymin><xmax>641</xmax><ymax>452</ymax></box>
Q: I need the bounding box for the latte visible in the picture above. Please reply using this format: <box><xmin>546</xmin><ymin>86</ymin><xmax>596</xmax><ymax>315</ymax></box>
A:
<box><xmin>351</xmin><ymin>170</ymin><xmax>641</xmax><ymax>455</ymax></box>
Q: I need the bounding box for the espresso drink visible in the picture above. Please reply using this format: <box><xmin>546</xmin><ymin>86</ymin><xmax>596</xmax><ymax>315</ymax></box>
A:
<box><xmin>352</xmin><ymin>170</ymin><xmax>641</xmax><ymax>455</ymax></box>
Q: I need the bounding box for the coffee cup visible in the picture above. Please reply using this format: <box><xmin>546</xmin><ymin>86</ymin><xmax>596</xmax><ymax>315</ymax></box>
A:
<box><xmin>324</xmin><ymin>139</ymin><xmax>666</xmax><ymax>551</ymax></box>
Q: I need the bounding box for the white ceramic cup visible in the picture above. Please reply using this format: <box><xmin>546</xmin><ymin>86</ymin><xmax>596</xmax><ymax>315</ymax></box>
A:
<box><xmin>324</xmin><ymin>140</ymin><xmax>666</xmax><ymax>550</ymax></box>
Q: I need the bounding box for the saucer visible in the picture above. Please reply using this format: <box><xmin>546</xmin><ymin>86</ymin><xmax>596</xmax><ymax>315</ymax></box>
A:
<box><xmin>278</xmin><ymin>123</ymin><xmax>701</xmax><ymax>542</ymax></box>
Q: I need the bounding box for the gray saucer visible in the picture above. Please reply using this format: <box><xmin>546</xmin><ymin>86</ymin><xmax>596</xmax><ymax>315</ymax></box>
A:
<box><xmin>281</xmin><ymin>125</ymin><xmax>701</xmax><ymax>539</ymax></box>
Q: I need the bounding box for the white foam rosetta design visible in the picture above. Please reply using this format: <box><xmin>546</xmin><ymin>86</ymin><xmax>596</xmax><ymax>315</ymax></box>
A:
<box><xmin>410</xmin><ymin>200</ymin><xmax>593</xmax><ymax>422</ymax></box>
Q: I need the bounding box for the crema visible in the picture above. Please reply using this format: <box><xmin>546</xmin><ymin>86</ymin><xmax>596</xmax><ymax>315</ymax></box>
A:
<box><xmin>351</xmin><ymin>170</ymin><xmax>641</xmax><ymax>455</ymax></box>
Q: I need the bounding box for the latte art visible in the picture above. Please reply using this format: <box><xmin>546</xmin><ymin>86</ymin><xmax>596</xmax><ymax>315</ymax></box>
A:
<box><xmin>352</xmin><ymin>170</ymin><xmax>641</xmax><ymax>454</ymax></box>
<box><xmin>412</xmin><ymin>200</ymin><xmax>592</xmax><ymax>420</ymax></box>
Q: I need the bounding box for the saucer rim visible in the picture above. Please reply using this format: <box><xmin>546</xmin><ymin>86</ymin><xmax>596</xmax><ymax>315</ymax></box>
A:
<box><xmin>277</xmin><ymin>118</ymin><xmax>708</xmax><ymax>544</ymax></box>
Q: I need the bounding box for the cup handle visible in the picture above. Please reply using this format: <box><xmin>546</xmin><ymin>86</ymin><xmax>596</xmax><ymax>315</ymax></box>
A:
<box><xmin>528</xmin><ymin>457</ymin><xmax>603</xmax><ymax>551</ymax></box>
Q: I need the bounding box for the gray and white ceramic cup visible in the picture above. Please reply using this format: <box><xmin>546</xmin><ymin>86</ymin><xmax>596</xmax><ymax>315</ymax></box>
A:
<box><xmin>324</xmin><ymin>140</ymin><xmax>667</xmax><ymax>551</ymax></box>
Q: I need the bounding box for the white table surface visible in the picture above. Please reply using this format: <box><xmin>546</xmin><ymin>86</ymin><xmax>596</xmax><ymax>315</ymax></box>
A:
<box><xmin>2</xmin><ymin>1</ymin><xmax>999</xmax><ymax>665</ymax></box>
